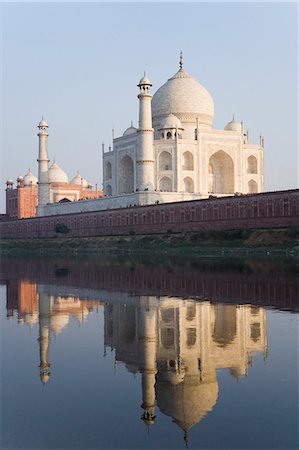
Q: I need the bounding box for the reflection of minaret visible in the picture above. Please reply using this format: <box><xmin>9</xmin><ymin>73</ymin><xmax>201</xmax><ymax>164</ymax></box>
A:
<box><xmin>37</xmin><ymin>285</ymin><xmax>51</xmax><ymax>384</ymax></box>
<box><xmin>138</xmin><ymin>297</ymin><xmax>157</xmax><ymax>426</ymax></box>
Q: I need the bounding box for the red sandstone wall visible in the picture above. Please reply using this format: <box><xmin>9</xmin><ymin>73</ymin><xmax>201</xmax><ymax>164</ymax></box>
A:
<box><xmin>1</xmin><ymin>190</ymin><xmax>298</xmax><ymax>239</ymax></box>
<box><xmin>18</xmin><ymin>187</ymin><xmax>38</xmax><ymax>218</ymax></box>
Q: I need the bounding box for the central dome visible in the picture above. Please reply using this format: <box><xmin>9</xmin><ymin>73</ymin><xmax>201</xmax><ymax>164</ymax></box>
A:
<box><xmin>48</xmin><ymin>162</ymin><xmax>68</xmax><ymax>184</ymax></box>
<box><xmin>152</xmin><ymin>67</ymin><xmax>214</xmax><ymax>128</ymax></box>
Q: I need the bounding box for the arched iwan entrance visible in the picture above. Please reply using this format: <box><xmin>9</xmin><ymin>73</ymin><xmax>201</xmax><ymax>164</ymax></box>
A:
<box><xmin>183</xmin><ymin>177</ymin><xmax>194</xmax><ymax>193</ymax></box>
<box><xmin>118</xmin><ymin>155</ymin><xmax>134</xmax><ymax>194</ymax></box>
<box><xmin>248</xmin><ymin>179</ymin><xmax>258</xmax><ymax>193</ymax></box>
<box><xmin>209</xmin><ymin>151</ymin><xmax>234</xmax><ymax>194</ymax></box>
<box><xmin>247</xmin><ymin>156</ymin><xmax>258</xmax><ymax>174</ymax></box>
<box><xmin>159</xmin><ymin>152</ymin><xmax>172</xmax><ymax>171</ymax></box>
<box><xmin>182</xmin><ymin>151</ymin><xmax>194</xmax><ymax>170</ymax></box>
<box><xmin>105</xmin><ymin>162</ymin><xmax>112</xmax><ymax>180</ymax></box>
<box><xmin>105</xmin><ymin>184</ymin><xmax>112</xmax><ymax>196</ymax></box>
<box><xmin>159</xmin><ymin>176</ymin><xmax>172</xmax><ymax>191</ymax></box>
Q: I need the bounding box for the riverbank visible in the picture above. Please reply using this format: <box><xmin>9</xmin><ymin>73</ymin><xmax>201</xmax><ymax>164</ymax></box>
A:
<box><xmin>1</xmin><ymin>227</ymin><xmax>299</xmax><ymax>257</ymax></box>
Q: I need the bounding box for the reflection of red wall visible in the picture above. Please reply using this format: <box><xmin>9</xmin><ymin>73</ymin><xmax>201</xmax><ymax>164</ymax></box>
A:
<box><xmin>18</xmin><ymin>280</ymin><xmax>39</xmax><ymax>315</ymax></box>
<box><xmin>2</xmin><ymin>258</ymin><xmax>298</xmax><ymax>312</ymax></box>
<box><xmin>6</xmin><ymin>280</ymin><xmax>19</xmax><ymax>317</ymax></box>
<box><xmin>1</xmin><ymin>189</ymin><xmax>298</xmax><ymax>238</ymax></box>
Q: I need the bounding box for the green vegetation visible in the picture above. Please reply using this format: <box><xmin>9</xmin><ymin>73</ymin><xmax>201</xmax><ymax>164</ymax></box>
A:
<box><xmin>1</xmin><ymin>227</ymin><xmax>299</xmax><ymax>257</ymax></box>
<box><xmin>55</xmin><ymin>223</ymin><xmax>70</xmax><ymax>234</ymax></box>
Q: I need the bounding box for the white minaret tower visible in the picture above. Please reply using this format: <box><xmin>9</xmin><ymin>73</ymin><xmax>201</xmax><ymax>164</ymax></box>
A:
<box><xmin>36</xmin><ymin>118</ymin><xmax>50</xmax><ymax>216</ymax></box>
<box><xmin>137</xmin><ymin>73</ymin><xmax>155</xmax><ymax>191</ymax></box>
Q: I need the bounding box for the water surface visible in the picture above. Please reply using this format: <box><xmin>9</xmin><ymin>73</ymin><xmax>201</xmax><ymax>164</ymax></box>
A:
<box><xmin>1</xmin><ymin>256</ymin><xmax>298</xmax><ymax>449</ymax></box>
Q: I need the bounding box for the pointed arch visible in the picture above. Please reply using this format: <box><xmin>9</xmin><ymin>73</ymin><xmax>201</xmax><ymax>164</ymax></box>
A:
<box><xmin>183</xmin><ymin>151</ymin><xmax>194</xmax><ymax>170</ymax></box>
<box><xmin>183</xmin><ymin>177</ymin><xmax>194</xmax><ymax>193</ymax></box>
<box><xmin>159</xmin><ymin>151</ymin><xmax>172</xmax><ymax>171</ymax></box>
<box><xmin>208</xmin><ymin>151</ymin><xmax>234</xmax><ymax>194</ymax></box>
<box><xmin>106</xmin><ymin>184</ymin><xmax>112</xmax><ymax>196</ymax></box>
<box><xmin>248</xmin><ymin>179</ymin><xmax>258</xmax><ymax>193</ymax></box>
<box><xmin>159</xmin><ymin>176</ymin><xmax>172</xmax><ymax>192</ymax></box>
<box><xmin>212</xmin><ymin>304</ymin><xmax>237</xmax><ymax>347</ymax></box>
<box><xmin>105</xmin><ymin>162</ymin><xmax>112</xmax><ymax>180</ymax></box>
<box><xmin>247</xmin><ymin>156</ymin><xmax>258</xmax><ymax>174</ymax></box>
<box><xmin>118</xmin><ymin>155</ymin><xmax>134</xmax><ymax>194</ymax></box>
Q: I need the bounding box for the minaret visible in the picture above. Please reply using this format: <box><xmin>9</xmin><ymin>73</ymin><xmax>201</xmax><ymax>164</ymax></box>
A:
<box><xmin>37</xmin><ymin>285</ymin><xmax>51</xmax><ymax>384</ymax></box>
<box><xmin>136</xmin><ymin>73</ymin><xmax>155</xmax><ymax>191</ymax></box>
<box><xmin>36</xmin><ymin>118</ymin><xmax>50</xmax><ymax>216</ymax></box>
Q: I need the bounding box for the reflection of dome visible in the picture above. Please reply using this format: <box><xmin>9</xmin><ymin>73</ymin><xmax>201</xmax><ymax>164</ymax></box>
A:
<box><xmin>24</xmin><ymin>312</ymin><xmax>39</xmax><ymax>328</ymax></box>
<box><xmin>152</xmin><ymin>66</ymin><xmax>214</xmax><ymax>127</ymax></box>
<box><xmin>159</xmin><ymin>113</ymin><xmax>183</xmax><ymax>130</ymax></box>
<box><xmin>40</xmin><ymin>371</ymin><xmax>50</xmax><ymax>384</ymax></box>
<box><xmin>224</xmin><ymin>119</ymin><xmax>242</xmax><ymax>132</ymax></box>
<box><xmin>163</xmin><ymin>370</ymin><xmax>185</xmax><ymax>385</ymax></box>
<box><xmin>23</xmin><ymin>169</ymin><xmax>38</xmax><ymax>186</ymax></box>
<box><xmin>229</xmin><ymin>366</ymin><xmax>247</xmax><ymax>379</ymax></box>
<box><xmin>70</xmin><ymin>170</ymin><xmax>88</xmax><ymax>187</ymax></box>
<box><xmin>48</xmin><ymin>162</ymin><xmax>68</xmax><ymax>184</ymax></box>
<box><xmin>50</xmin><ymin>314</ymin><xmax>69</xmax><ymax>335</ymax></box>
<box><xmin>156</xmin><ymin>376</ymin><xmax>218</xmax><ymax>432</ymax></box>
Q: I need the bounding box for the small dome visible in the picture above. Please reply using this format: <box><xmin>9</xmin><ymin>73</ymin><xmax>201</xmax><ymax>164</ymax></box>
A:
<box><xmin>159</xmin><ymin>113</ymin><xmax>183</xmax><ymax>130</ymax></box>
<box><xmin>70</xmin><ymin>170</ymin><xmax>88</xmax><ymax>187</ymax></box>
<box><xmin>138</xmin><ymin>73</ymin><xmax>152</xmax><ymax>86</ymax></box>
<box><xmin>38</xmin><ymin>118</ymin><xmax>48</xmax><ymax>128</ymax></box>
<box><xmin>123</xmin><ymin>125</ymin><xmax>138</xmax><ymax>136</ymax></box>
<box><xmin>6</xmin><ymin>178</ymin><xmax>13</xmax><ymax>185</ymax></box>
<box><xmin>224</xmin><ymin>119</ymin><xmax>242</xmax><ymax>132</ymax></box>
<box><xmin>49</xmin><ymin>162</ymin><xmax>68</xmax><ymax>184</ymax></box>
<box><xmin>23</xmin><ymin>169</ymin><xmax>38</xmax><ymax>186</ymax></box>
<box><xmin>17</xmin><ymin>175</ymin><xmax>24</xmax><ymax>182</ymax></box>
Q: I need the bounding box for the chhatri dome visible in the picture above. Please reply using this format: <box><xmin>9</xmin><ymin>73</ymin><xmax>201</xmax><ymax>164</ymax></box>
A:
<box><xmin>152</xmin><ymin>54</ymin><xmax>214</xmax><ymax>128</ymax></box>
<box><xmin>159</xmin><ymin>113</ymin><xmax>183</xmax><ymax>130</ymax></box>
<box><xmin>224</xmin><ymin>116</ymin><xmax>242</xmax><ymax>132</ymax></box>
<box><xmin>23</xmin><ymin>169</ymin><xmax>38</xmax><ymax>186</ymax></box>
<box><xmin>48</xmin><ymin>161</ymin><xmax>69</xmax><ymax>184</ymax></box>
<box><xmin>123</xmin><ymin>121</ymin><xmax>138</xmax><ymax>136</ymax></box>
<box><xmin>70</xmin><ymin>170</ymin><xmax>88</xmax><ymax>187</ymax></box>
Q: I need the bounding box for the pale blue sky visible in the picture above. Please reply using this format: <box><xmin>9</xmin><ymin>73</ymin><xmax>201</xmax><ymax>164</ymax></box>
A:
<box><xmin>1</xmin><ymin>2</ymin><xmax>298</xmax><ymax>212</ymax></box>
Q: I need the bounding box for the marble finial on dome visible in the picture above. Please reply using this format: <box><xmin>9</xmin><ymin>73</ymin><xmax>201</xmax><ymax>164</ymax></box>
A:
<box><xmin>138</xmin><ymin>72</ymin><xmax>152</xmax><ymax>87</ymax></box>
<box><xmin>179</xmin><ymin>51</ymin><xmax>183</xmax><ymax>69</ymax></box>
<box><xmin>38</xmin><ymin>117</ymin><xmax>48</xmax><ymax>128</ymax></box>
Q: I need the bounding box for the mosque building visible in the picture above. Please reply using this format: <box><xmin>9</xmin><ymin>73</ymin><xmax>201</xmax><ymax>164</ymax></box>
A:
<box><xmin>5</xmin><ymin>119</ymin><xmax>102</xmax><ymax>219</ymax></box>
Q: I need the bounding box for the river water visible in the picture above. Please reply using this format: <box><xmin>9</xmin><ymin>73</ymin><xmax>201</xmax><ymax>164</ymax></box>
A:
<box><xmin>1</xmin><ymin>255</ymin><xmax>298</xmax><ymax>449</ymax></box>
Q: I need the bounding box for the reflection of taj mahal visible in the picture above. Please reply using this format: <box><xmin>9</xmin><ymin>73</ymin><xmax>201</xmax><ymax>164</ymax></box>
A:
<box><xmin>5</xmin><ymin>279</ymin><xmax>267</xmax><ymax>441</ymax></box>
<box><xmin>104</xmin><ymin>297</ymin><xmax>267</xmax><ymax>442</ymax></box>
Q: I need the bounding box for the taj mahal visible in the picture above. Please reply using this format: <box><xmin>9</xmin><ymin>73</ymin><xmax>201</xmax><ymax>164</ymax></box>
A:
<box><xmin>103</xmin><ymin>54</ymin><xmax>264</xmax><ymax>201</ymax></box>
<box><xmin>5</xmin><ymin>54</ymin><xmax>264</xmax><ymax>218</ymax></box>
